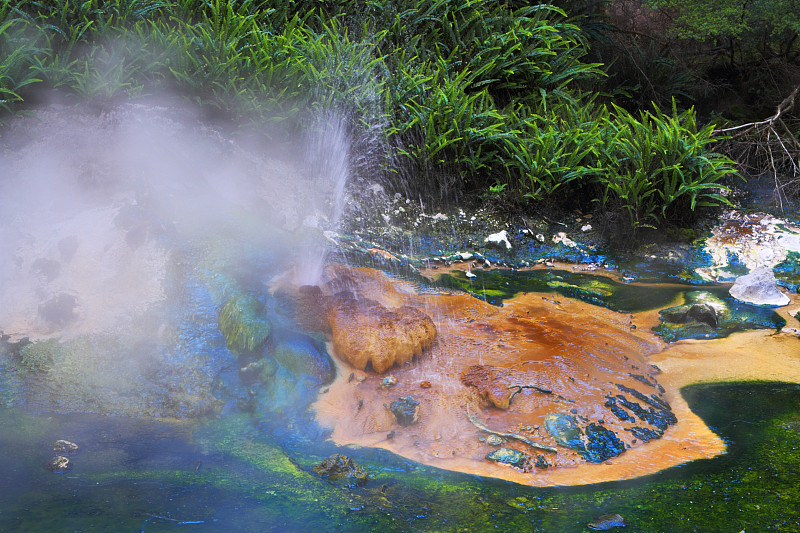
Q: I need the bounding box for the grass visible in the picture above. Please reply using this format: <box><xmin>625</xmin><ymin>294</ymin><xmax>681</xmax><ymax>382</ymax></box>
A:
<box><xmin>0</xmin><ymin>0</ymin><xmax>738</xmax><ymax>231</ymax></box>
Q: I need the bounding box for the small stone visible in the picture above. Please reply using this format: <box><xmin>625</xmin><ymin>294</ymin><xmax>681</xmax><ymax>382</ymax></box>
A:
<box><xmin>485</xmin><ymin>230</ymin><xmax>512</xmax><ymax>250</ymax></box>
<box><xmin>587</xmin><ymin>513</ymin><xmax>626</xmax><ymax>530</ymax></box>
<box><xmin>382</xmin><ymin>376</ymin><xmax>398</xmax><ymax>388</ymax></box>
<box><xmin>465</xmin><ymin>270</ymin><xmax>476</xmax><ymax>278</ymax></box>
<box><xmin>420</xmin><ymin>381</ymin><xmax>432</xmax><ymax>388</ymax></box>
<box><xmin>46</xmin><ymin>456</ymin><xmax>72</xmax><ymax>474</ymax></box>
<box><xmin>486</xmin><ymin>435</ymin><xmax>504</xmax><ymax>446</ymax></box>
<box><xmin>534</xmin><ymin>455</ymin><xmax>549</xmax><ymax>469</ymax></box>
<box><xmin>53</xmin><ymin>440</ymin><xmax>79</xmax><ymax>456</ymax></box>
<box><xmin>485</xmin><ymin>447</ymin><xmax>528</xmax><ymax>468</ymax></box>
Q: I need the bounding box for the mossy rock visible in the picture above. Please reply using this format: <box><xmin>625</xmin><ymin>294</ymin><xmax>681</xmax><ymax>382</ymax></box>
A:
<box><xmin>218</xmin><ymin>294</ymin><xmax>271</xmax><ymax>355</ymax></box>
<box><xmin>18</xmin><ymin>339</ymin><xmax>60</xmax><ymax>372</ymax></box>
<box><xmin>654</xmin><ymin>290</ymin><xmax>785</xmax><ymax>342</ymax></box>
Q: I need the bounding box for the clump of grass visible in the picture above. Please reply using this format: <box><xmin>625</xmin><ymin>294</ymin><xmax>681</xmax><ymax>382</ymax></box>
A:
<box><xmin>596</xmin><ymin>101</ymin><xmax>737</xmax><ymax>229</ymax></box>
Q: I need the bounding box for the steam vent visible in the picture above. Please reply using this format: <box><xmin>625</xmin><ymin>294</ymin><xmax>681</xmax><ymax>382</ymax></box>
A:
<box><xmin>302</xmin><ymin>265</ymin><xmax>722</xmax><ymax>486</ymax></box>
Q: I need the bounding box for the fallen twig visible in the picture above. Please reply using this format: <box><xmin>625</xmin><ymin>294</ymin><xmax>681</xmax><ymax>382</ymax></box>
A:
<box><xmin>507</xmin><ymin>384</ymin><xmax>553</xmax><ymax>406</ymax></box>
<box><xmin>466</xmin><ymin>408</ymin><xmax>557</xmax><ymax>454</ymax></box>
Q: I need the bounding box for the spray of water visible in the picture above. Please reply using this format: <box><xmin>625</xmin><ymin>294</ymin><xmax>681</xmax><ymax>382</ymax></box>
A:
<box><xmin>0</xmin><ymin>98</ymin><xmax>356</xmax><ymax>416</ymax></box>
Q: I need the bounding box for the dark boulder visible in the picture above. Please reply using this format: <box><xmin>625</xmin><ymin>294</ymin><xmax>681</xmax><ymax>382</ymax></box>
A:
<box><xmin>313</xmin><ymin>454</ymin><xmax>368</xmax><ymax>485</ymax></box>
<box><xmin>583</xmin><ymin>423</ymin><xmax>625</xmax><ymax>463</ymax></box>
<box><xmin>390</xmin><ymin>396</ymin><xmax>420</xmax><ymax>426</ymax></box>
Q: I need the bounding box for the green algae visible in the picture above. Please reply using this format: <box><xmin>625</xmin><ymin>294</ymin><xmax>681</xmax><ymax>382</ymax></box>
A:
<box><xmin>436</xmin><ymin>268</ymin><xmax>686</xmax><ymax>311</ymax></box>
<box><xmin>2</xmin><ymin>382</ymin><xmax>800</xmax><ymax>531</ymax></box>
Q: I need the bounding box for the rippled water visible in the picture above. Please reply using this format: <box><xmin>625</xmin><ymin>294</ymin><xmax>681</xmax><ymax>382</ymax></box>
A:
<box><xmin>1</xmin><ymin>382</ymin><xmax>799</xmax><ymax>532</ymax></box>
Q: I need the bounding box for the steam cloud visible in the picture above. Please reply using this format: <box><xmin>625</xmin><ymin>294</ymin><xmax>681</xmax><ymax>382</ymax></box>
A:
<box><xmin>0</xmin><ymin>99</ymin><xmax>350</xmax><ymax>341</ymax></box>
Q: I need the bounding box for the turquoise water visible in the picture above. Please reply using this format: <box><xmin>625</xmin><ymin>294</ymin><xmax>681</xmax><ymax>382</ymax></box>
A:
<box><xmin>1</xmin><ymin>382</ymin><xmax>799</xmax><ymax>532</ymax></box>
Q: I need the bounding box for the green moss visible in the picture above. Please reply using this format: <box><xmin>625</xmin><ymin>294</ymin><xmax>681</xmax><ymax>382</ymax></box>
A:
<box><xmin>218</xmin><ymin>293</ymin><xmax>271</xmax><ymax>355</ymax></box>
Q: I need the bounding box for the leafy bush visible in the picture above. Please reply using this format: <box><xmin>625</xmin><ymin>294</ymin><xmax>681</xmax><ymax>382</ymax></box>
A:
<box><xmin>0</xmin><ymin>0</ymin><xmax>739</xmax><ymax>230</ymax></box>
<box><xmin>596</xmin><ymin>102</ymin><xmax>737</xmax><ymax>228</ymax></box>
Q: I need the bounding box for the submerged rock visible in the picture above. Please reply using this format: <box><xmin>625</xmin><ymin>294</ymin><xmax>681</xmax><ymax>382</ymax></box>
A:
<box><xmin>313</xmin><ymin>454</ymin><xmax>368</xmax><ymax>485</ymax></box>
<box><xmin>270</xmin><ymin>332</ymin><xmax>334</xmax><ymax>386</ymax></box>
<box><xmin>46</xmin><ymin>456</ymin><xmax>72</xmax><ymax>474</ymax></box>
<box><xmin>588</xmin><ymin>513</ymin><xmax>626</xmax><ymax>530</ymax></box>
<box><xmin>730</xmin><ymin>267</ymin><xmax>790</xmax><ymax>306</ymax></box>
<box><xmin>53</xmin><ymin>440</ymin><xmax>79</xmax><ymax>456</ymax></box>
<box><xmin>485</xmin><ymin>447</ymin><xmax>528</xmax><ymax>468</ymax></box>
<box><xmin>390</xmin><ymin>396</ymin><xmax>420</xmax><ymax>426</ymax></box>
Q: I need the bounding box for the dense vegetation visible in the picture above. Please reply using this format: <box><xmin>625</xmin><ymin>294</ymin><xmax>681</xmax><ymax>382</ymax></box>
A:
<box><xmin>2</xmin><ymin>0</ymin><xmax>796</xmax><ymax>230</ymax></box>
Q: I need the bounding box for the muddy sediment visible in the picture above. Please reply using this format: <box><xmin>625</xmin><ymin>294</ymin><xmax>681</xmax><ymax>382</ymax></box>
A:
<box><xmin>304</xmin><ymin>265</ymin><xmax>800</xmax><ymax>486</ymax></box>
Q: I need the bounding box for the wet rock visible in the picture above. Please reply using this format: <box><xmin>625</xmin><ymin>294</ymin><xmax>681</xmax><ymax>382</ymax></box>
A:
<box><xmin>390</xmin><ymin>396</ymin><xmax>420</xmax><ymax>426</ymax></box>
<box><xmin>544</xmin><ymin>413</ymin><xmax>585</xmax><ymax>452</ymax></box>
<box><xmin>486</xmin><ymin>435</ymin><xmax>504</xmax><ymax>446</ymax></box>
<box><xmin>534</xmin><ymin>455</ymin><xmax>549</xmax><ymax>469</ymax></box>
<box><xmin>38</xmin><ymin>293</ymin><xmax>78</xmax><ymax>326</ymax></box>
<box><xmin>615</xmin><ymin>384</ymin><xmax>676</xmax><ymax>431</ymax></box>
<box><xmin>270</xmin><ymin>332</ymin><xmax>334</xmax><ymax>386</ymax></box>
<box><xmin>583</xmin><ymin>423</ymin><xmax>625</xmax><ymax>463</ymax></box>
<box><xmin>218</xmin><ymin>293</ymin><xmax>271</xmax><ymax>355</ymax></box>
<box><xmin>661</xmin><ymin>303</ymin><xmax>719</xmax><ymax>328</ymax></box>
<box><xmin>460</xmin><ymin>365</ymin><xmax>514</xmax><ymax>409</ymax></box>
<box><xmin>730</xmin><ymin>267</ymin><xmax>790</xmax><ymax>306</ymax></box>
<box><xmin>485</xmin><ymin>447</ymin><xmax>528</xmax><ymax>467</ymax></box>
<box><xmin>588</xmin><ymin>513</ymin><xmax>626</xmax><ymax>530</ymax></box>
<box><xmin>53</xmin><ymin>440</ymin><xmax>79</xmax><ymax>456</ymax></box>
<box><xmin>328</xmin><ymin>293</ymin><xmax>436</xmax><ymax>373</ymax></box>
<box><xmin>313</xmin><ymin>454</ymin><xmax>368</xmax><ymax>485</ymax></box>
<box><xmin>625</xmin><ymin>426</ymin><xmax>663</xmax><ymax>442</ymax></box>
<box><xmin>46</xmin><ymin>456</ymin><xmax>72</xmax><ymax>474</ymax></box>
